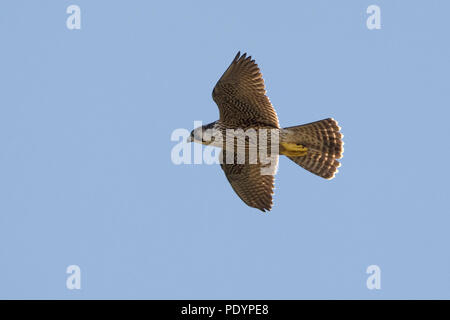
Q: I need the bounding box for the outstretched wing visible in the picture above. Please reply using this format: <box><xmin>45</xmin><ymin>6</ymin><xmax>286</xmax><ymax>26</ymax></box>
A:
<box><xmin>220</xmin><ymin>150</ymin><xmax>278</xmax><ymax>212</ymax></box>
<box><xmin>212</xmin><ymin>52</ymin><xmax>279</xmax><ymax>128</ymax></box>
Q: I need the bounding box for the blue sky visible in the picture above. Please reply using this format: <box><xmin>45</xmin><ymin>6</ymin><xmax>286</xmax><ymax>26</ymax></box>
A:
<box><xmin>0</xmin><ymin>0</ymin><xmax>449</xmax><ymax>299</ymax></box>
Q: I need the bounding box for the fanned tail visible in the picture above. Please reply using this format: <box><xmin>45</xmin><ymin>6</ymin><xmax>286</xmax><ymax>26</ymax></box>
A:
<box><xmin>281</xmin><ymin>118</ymin><xmax>344</xmax><ymax>179</ymax></box>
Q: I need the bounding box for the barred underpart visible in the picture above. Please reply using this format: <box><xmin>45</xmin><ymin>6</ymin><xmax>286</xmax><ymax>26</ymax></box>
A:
<box><xmin>282</xmin><ymin>118</ymin><xmax>344</xmax><ymax>179</ymax></box>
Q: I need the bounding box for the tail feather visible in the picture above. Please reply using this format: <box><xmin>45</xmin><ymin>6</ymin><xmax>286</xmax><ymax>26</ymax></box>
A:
<box><xmin>282</xmin><ymin>118</ymin><xmax>344</xmax><ymax>179</ymax></box>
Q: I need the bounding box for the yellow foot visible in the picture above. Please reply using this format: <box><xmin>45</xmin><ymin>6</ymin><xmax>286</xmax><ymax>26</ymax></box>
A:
<box><xmin>280</xmin><ymin>142</ymin><xmax>308</xmax><ymax>157</ymax></box>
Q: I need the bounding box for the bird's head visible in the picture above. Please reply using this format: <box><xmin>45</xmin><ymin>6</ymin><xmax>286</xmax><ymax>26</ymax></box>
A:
<box><xmin>187</xmin><ymin>121</ymin><xmax>220</xmax><ymax>145</ymax></box>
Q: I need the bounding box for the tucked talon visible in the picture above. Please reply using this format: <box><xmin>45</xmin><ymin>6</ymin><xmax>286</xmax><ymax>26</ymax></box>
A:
<box><xmin>280</xmin><ymin>142</ymin><xmax>308</xmax><ymax>157</ymax></box>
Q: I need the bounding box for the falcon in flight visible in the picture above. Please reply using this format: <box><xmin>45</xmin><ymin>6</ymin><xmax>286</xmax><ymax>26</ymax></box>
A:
<box><xmin>187</xmin><ymin>52</ymin><xmax>344</xmax><ymax>212</ymax></box>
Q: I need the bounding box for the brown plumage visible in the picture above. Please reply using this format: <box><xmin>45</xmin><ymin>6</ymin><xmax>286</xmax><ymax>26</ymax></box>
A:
<box><xmin>188</xmin><ymin>52</ymin><xmax>344</xmax><ymax>212</ymax></box>
<box><xmin>283</xmin><ymin>119</ymin><xmax>343</xmax><ymax>180</ymax></box>
<box><xmin>212</xmin><ymin>52</ymin><xmax>279</xmax><ymax>129</ymax></box>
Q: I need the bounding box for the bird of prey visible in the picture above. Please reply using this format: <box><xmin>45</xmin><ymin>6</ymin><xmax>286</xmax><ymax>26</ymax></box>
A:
<box><xmin>187</xmin><ymin>52</ymin><xmax>343</xmax><ymax>212</ymax></box>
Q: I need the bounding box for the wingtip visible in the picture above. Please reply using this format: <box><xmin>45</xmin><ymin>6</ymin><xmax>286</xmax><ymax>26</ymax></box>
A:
<box><xmin>257</xmin><ymin>204</ymin><xmax>272</xmax><ymax>213</ymax></box>
<box><xmin>234</xmin><ymin>51</ymin><xmax>254</xmax><ymax>64</ymax></box>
